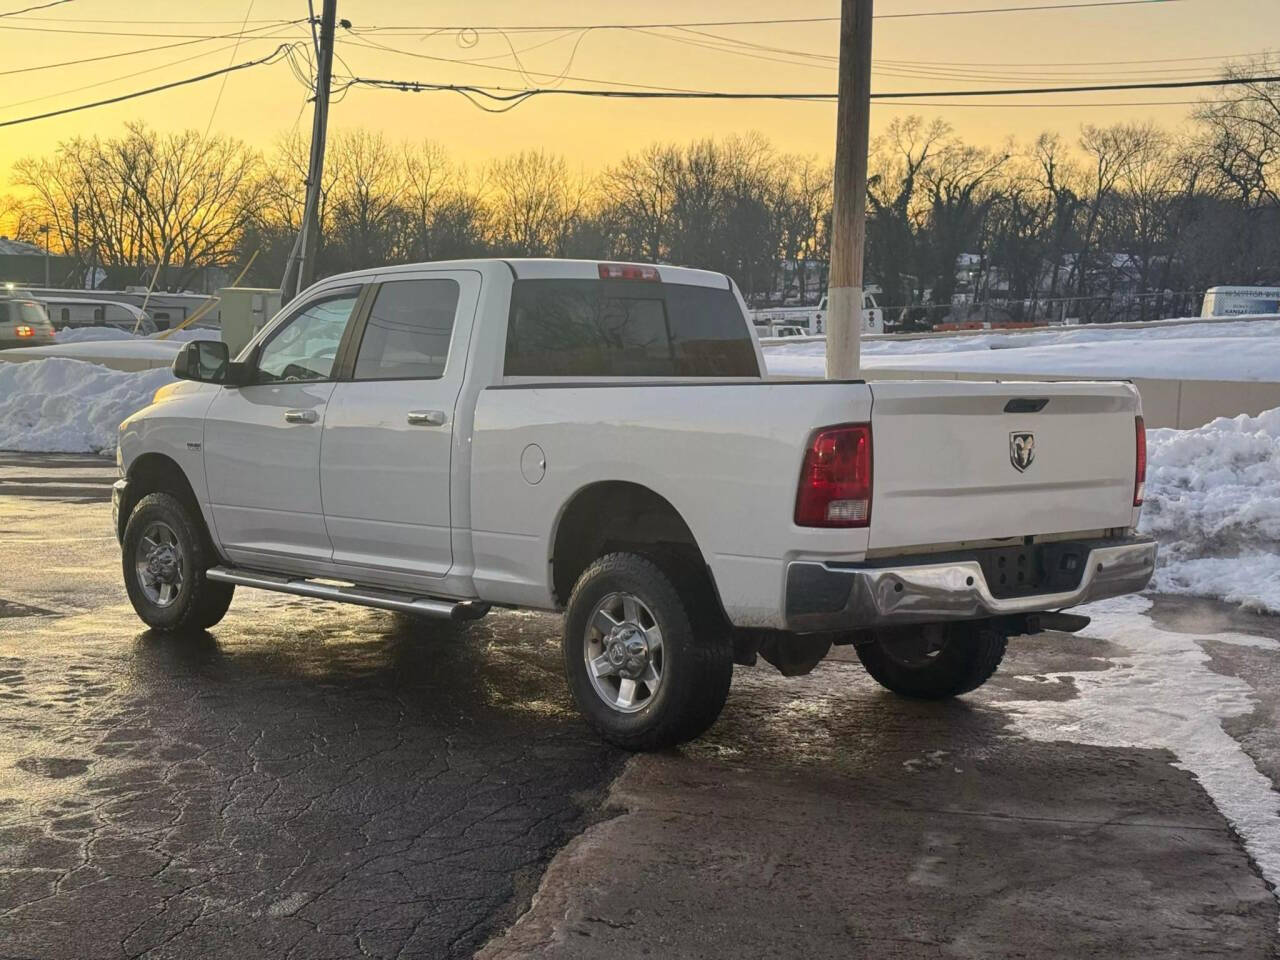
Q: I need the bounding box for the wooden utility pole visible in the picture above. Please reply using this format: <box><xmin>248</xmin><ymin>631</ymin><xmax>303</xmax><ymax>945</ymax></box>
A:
<box><xmin>281</xmin><ymin>0</ymin><xmax>337</xmax><ymax>301</ymax></box>
<box><xmin>826</xmin><ymin>0</ymin><xmax>873</xmax><ymax>379</ymax></box>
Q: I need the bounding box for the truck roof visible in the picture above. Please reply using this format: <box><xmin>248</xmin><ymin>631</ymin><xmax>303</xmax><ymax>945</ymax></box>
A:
<box><xmin>320</xmin><ymin>258</ymin><xmax>732</xmax><ymax>290</ymax></box>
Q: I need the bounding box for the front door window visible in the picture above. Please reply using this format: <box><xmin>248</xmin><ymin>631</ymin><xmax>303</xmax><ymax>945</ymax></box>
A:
<box><xmin>255</xmin><ymin>292</ymin><xmax>359</xmax><ymax>383</ymax></box>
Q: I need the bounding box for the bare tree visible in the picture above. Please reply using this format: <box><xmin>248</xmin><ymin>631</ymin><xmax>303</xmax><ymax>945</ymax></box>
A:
<box><xmin>488</xmin><ymin>150</ymin><xmax>586</xmax><ymax>256</ymax></box>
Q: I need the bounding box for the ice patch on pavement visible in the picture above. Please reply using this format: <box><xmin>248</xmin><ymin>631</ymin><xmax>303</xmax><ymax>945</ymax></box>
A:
<box><xmin>1004</xmin><ymin>594</ymin><xmax>1280</xmax><ymax>907</ymax></box>
<box><xmin>0</xmin><ymin>357</ymin><xmax>173</xmax><ymax>454</ymax></box>
<box><xmin>1141</xmin><ymin>409</ymin><xmax>1280</xmax><ymax>613</ymax></box>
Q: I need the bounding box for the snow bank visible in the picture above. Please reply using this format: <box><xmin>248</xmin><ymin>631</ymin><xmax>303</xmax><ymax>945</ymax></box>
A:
<box><xmin>762</xmin><ymin>316</ymin><xmax>1280</xmax><ymax>381</ymax></box>
<box><xmin>55</xmin><ymin>325</ymin><xmax>141</xmax><ymax>343</ymax></box>
<box><xmin>0</xmin><ymin>358</ymin><xmax>174</xmax><ymax>454</ymax></box>
<box><xmin>55</xmin><ymin>326</ymin><xmax>211</xmax><ymax>344</ymax></box>
<box><xmin>1140</xmin><ymin>408</ymin><xmax>1280</xmax><ymax>613</ymax></box>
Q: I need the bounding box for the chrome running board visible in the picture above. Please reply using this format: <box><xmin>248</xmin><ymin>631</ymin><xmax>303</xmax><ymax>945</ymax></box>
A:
<box><xmin>205</xmin><ymin>566</ymin><xmax>490</xmax><ymax>621</ymax></box>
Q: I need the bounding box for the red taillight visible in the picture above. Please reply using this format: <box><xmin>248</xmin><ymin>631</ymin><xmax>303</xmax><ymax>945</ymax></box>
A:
<box><xmin>1134</xmin><ymin>415</ymin><xmax>1146</xmax><ymax>507</ymax></box>
<box><xmin>795</xmin><ymin>423</ymin><xmax>872</xmax><ymax>528</ymax></box>
<box><xmin>598</xmin><ymin>262</ymin><xmax>659</xmax><ymax>281</ymax></box>
<box><xmin>14</xmin><ymin>325</ymin><xmax>33</xmax><ymax>337</ymax></box>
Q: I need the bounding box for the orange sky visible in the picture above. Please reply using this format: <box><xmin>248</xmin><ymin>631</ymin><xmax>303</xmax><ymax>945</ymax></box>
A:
<box><xmin>0</xmin><ymin>0</ymin><xmax>1273</xmax><ymax>188</ymax></box>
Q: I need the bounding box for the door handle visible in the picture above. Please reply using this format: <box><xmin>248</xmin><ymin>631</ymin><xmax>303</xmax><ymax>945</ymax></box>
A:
<box><xmin>284</xmin><ymin>409</ymin><xmax>318</xmax><ymax>424</ymax></box>
<box><xmin>407</xmin><ymin>410</ymin><xmax>447</xmax><ymax>427</ymax></box>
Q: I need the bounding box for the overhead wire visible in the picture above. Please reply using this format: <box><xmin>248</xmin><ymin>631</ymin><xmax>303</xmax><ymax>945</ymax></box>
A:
<box><xmin>0</xmin><ymin>20</ymin><xmax>308</xmax><ymax>78</ymax></box>
<box><xmin>0</xmin><ymin>44</ymin><xmax>298</xmax><ymax>129</ymax></box>
<box><xmin>0</xmin><ymin>0</ymin><xmax>74</xmax><ymax>16</ymax></box>
<box><xmin>0</xmin><ymin>21</ymin><xmax>302</xmax><ymax>112</ymax></box>
<box><xmin>344</xmin><ymin>0</ymin><xmax>1192</xmax><ymax>35</ymax></box>
<box><xmin>338</xmin><ymin>72</ymin><xmax>1280</xmax><ymax>112</ymax></box>
<box><xmin>204</xmin><ymin>0</ymin><xmax>257</xmax><ymax>135</ymax></box>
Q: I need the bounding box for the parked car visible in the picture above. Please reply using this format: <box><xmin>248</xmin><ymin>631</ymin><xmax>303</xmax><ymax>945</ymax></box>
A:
<box><xmin>113</xmin><ymin>259</ymin><xmax>1156</xmax><ymax>749</ymax></box>
<box><xmin>0</xmin><ymin>296</ymin><xmax>56</xmax><ymax>348</ymax></box>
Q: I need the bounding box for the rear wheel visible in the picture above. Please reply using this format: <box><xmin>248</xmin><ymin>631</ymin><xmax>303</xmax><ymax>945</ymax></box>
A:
<box><xmin>563</xmin><ymin>552</ymin><xmax>732</xmax><ymax>751</ymax></box>
<box><xmin>122</xmin><ymin>492</ymin><xmax>234</xmax><ymax>632</ymax></box>
<box><xmin>855</xmin><ymin>621</ymin><xmax>1006</xmax><ymax>699</ymax></box>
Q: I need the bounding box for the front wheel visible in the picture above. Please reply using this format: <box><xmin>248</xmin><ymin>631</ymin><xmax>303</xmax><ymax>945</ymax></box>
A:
<box><xmin>122</xmin><ymin>492</ymin><xmax>234</xmax><ymax>632</ymax></box>
<box><xmin>563</xmin><ymin>553</ymin><xmax>733</xmax><ymax>751</ymax></box>
<box><xmin>855</xmin><ymin>622</ymin><xmax>1006</xmax><ymax>699</ymax></box>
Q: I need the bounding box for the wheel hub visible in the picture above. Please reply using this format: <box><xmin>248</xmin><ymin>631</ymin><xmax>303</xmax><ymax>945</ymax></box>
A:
<box><xmin>605</xmin><ymin>625</ymin><xmax>650</xmax><ymax>678</ymax></box>
<box><xmin>134</xmin><ymin>520</ymin><xmax>184</xmax><ymax>607</ymax></box>
<box><xmin>584</xmin><ymin>592</ymin><xmax>665</xmax><ymax>714</ymax></box>
<box><xmin>146</xmin><ymin>545</ymin><xmax>180</xmax><ymax>584</ymax></box>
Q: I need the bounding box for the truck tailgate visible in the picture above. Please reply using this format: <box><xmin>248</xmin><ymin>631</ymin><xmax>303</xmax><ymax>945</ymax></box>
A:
<box><xmin>867</xmin><ymin>380</ymin><xmax>1140</xmax><ymax>550</ymax></box>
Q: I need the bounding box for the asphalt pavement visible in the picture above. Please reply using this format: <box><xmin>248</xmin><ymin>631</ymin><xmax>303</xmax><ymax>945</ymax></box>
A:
<box><xmin>1</xmin><ymin>452</ymin><xmax>1277</xmax><ymax>959</ymax></box>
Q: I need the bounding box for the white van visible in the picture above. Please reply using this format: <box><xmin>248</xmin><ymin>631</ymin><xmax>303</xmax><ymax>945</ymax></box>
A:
<box><xmin>1200</xmin><ymin>286</ymin><xmax>1280</xmax><ymax>317</ymax></box>
<box><xmin>39</xmin><ymin>297</ymin><xmax>158</xmax><ymax>335</ymax></box>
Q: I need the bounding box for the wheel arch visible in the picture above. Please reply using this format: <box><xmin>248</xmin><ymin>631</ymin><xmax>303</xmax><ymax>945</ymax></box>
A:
<box><xmin>120</xmin><ymin>452</ymin><xmax>216</xmax><ymax>554</ymax></box>
<box><xmin>549</xmin><ymin>480</ymin><xmax>726</xmax><ymax>619</ymax></box>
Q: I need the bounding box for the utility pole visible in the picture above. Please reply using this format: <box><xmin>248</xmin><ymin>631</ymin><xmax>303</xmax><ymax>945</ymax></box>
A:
<box><xmin>826</xmin><ymin>0</ymin><xmax>873</xmax><ymax>379</ymax></box>
<box><xmin>280</xmin><ymin>0</ymin><xmax>337</xmax><ymax>302</ymax></box>
<box><xmin>38</xmin><ymin>224</ymin><xmax>50</xmax><ymax>287</ymax></box>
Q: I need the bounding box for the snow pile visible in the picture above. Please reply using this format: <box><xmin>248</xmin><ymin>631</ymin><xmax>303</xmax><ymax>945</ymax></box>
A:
<box><xmin>55</xmin><ymin>326</ymin><xmax>210</xmax><ymax>344</ymax></box>
<box><xmin>0</xmin><ymin>358</ymin><xmax>174</xmax><ymax>454</ymax></box>
<box><xmin>1140</xmin><ymin>409</ymin><xmax>1280</xmax><ymax>613</ymax></box>
<box><xmin>55</xmin><ymin>325</ymin><xmax>142</xmax><ymax>343</ymax></box>
<box><xmin>762</xmin><ymin>316</ymin><xmax>1280</xmax><ymax>381</ymax></box>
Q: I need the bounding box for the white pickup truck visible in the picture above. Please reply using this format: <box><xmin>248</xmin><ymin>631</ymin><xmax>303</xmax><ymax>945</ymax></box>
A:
<box><xmin>114</xmin><ymin>259</ymin><xmax>1156</xmax><ymax>749</ymax></box>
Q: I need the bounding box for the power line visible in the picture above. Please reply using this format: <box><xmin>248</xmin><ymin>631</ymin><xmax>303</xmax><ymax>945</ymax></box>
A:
<box><xmin>347</xmin><ymin>0</ymin><xmax>1191</xmax><ymax>33</ymax></box>
<box><xmin>0</xmin><ymin>45</ymin><xmax>296</xmax><ymax>129</ymax></box>
<box><xmin>0</xmin><ymin>20</ymin><xmax>307</xmax><ymax>37</ymax></box>
<box><xmin>205</xmin><ymin>0</ymin><xmax>257</xmax><ymax>135</ymax></box>
<box><xmin>341</xmin><ymin>72</ymin><xmax>1280</xmax><ymax>111</ymax></box>
<box><xmin>0</xmin><ymin>21</ymin><xmax>308</xmax><ymax>78</ymax></box>
<box><xmin>0</xmin><ymin>24</ymin><xmax>303</xmax><ymax>112</ymax></box>
<box><xmin>0</xmin><ymin>0</ymin><xmax>74</xmax><ymax>16</ymax></box>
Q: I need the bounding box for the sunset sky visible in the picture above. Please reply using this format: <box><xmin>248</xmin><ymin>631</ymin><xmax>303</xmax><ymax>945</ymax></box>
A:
<box><xmin>0</xmin><ymin>0</ymin><xmax>1273</xmax><ymax>189</ymax></box>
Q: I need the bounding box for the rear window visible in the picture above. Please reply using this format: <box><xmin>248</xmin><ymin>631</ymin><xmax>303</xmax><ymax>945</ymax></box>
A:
<box><xmin>503</xmin><ymin>279</ymin><xmax>759</xmax><ymax>378</ymax></box>
<box><xmin>18</xmin><ymin>302</ymin><xmax>48</xmax><ymax>326</ymax></box>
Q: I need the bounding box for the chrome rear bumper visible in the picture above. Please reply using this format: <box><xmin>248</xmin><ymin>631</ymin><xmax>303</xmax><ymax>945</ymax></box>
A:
<box><xmin>785</xmin><ymin>536</ymin><xmax>1157</xmax><ymax>632</ymax></box>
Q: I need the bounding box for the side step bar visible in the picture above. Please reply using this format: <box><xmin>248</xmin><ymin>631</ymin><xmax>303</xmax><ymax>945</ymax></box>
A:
<box><xmin>205</xmin><ymin>567</ymin><xmax>491</xmax><ymax>621</ymax></box>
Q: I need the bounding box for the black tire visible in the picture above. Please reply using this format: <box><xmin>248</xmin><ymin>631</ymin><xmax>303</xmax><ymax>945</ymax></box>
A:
<box><xmin>122</xmin><ymin>492</ymin><xmax>234</xmax><ymax>632</ymax></box>
<box><xmin>563</xmin><ymin>552</ymin><xmax>733</xmax><ymax>751</ymax></box>
<box><xmin>855</xmin><ymin>622</ymin><xmax>1006</xmax><ymax>699</ymax></box>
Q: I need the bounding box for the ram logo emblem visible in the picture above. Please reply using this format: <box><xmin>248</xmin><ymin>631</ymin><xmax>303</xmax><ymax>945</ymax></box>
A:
<box><xmin>1009</xmin><ymin>432</ymin><xmax>1035</xmax><ymax>472</ymax></box>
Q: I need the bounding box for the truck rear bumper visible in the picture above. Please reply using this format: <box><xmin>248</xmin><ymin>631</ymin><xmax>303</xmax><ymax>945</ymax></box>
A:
<box><xmin>784</xmin><ymin>536</ymin><xmax>1157</xmax><ymax>632</ymax></box>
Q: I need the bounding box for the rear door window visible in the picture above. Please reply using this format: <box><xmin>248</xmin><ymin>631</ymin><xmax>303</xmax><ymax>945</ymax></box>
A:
<box><xmin>503</xmin><ymin>279</ymin><xmax>758</xmax><ymax>378</ymax></box>
<box><xmin>353</xmin><ymin>278</ymin><xmax>460</xmax><ymax>380</ymax></box>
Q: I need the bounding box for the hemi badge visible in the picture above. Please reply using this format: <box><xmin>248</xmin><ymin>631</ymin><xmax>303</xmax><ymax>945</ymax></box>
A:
<box><xmin>186</xmin><ymin>441</ymin><xmax>202</xmax><ymax>451</ymax></box>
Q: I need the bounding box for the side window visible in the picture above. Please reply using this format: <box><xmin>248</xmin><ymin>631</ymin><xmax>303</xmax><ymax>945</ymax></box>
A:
<box><xmin>0</xmin><ymin>303</ymin><xmax>9</xmax><ymax>324</ymax></box>
<box><xmin>256</xmin><ymin>290</ymin><xmax>359</xmax><ymax>384</ymax></box>
<box><xmin>504</xmin><ymin>279</ymin><xmax>757</xmax><ymax>377</ymax></box>
<box><xmin>353</xmin><ymin>278</ymin><xmax>460</xmax><ymax>380</ymax></box>
<box><xmin>60</xmin><ymin>307</ymin><xmax>70</xmax><ymax>324</ymax></box>
<box><xmin>504</xmin><ymin>280</ymin><xmax>673</xmax><ymax>377</ymax></box>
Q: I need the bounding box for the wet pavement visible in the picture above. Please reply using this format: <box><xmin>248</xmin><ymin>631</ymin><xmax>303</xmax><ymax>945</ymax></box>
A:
<box><xmin>2</xmin><ymin>452</ymin><xmax>1279</xmax><ymax>958</ymax></box>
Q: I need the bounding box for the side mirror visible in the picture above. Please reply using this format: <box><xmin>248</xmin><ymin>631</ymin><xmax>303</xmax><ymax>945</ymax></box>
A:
<box><xmin>172</xmin><ymin>339</ymin><xmax>230</xmax><ymax>384</ymax></box>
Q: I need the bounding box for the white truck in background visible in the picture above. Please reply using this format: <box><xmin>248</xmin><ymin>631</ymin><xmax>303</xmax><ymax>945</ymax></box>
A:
<box><xmin>1201</xmin><ymin>286</ymin><xmax>1280</xmax><ymax>317</ymax></box>
<box><xmin>752</xmin><ymin>289</ymin><xmax>884</xmax><ymax>337</ymax></box>
<box><xmin>113</xmin><ymin>258</ymin><xmax>1156</xmax><ymax>750</ymax></box>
